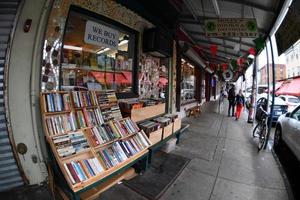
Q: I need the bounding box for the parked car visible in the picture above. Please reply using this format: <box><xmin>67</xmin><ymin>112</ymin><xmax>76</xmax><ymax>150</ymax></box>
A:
<box><xmin>256</xmin><ymin>93</ymin><xmax>288</xmax><ymax>122</ymax></box>
<box><xmin>274</xmin><ymin>105</ymin><xmax>300</xmax><ymax>163</ymax></box>
<box><xmin>278</xmin><ymin>95</ymin><xmax>300</xmax><ymax>112</ymax></box>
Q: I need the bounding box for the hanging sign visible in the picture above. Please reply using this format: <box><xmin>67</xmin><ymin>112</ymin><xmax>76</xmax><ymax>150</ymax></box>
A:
<box><xmin>205</xmin><ymin>18</ymin><xmax>258</xmax><ymax>38</ymax></box>
<box><xmin>84</xmin><ymin>20</ymin><xmax>120</xmax><ymax>50</ymax></box>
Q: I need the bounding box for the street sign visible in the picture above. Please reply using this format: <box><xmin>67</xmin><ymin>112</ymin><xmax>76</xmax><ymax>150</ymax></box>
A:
<box><xmin>205</xmin><ymin>18</ymin><xmax>258</xmax><ymax>38</ymax></box>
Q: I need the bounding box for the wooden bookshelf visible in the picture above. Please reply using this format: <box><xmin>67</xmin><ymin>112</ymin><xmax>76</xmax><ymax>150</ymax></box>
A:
<box><xmin>40</xmin><ymin>91</ymin><xmax>152</xmax><ymax>194</ymax></box>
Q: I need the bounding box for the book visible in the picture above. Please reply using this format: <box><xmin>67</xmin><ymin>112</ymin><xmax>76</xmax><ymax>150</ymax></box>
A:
<box><xmin>52</xmin><ymin>131</ymin><xmax>89</xmax><ymax>158</ymax></box>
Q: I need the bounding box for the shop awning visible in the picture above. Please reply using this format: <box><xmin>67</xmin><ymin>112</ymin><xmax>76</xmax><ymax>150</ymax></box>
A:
<box><xmin>276</xmin><ymin>78</ymin><xmax>300</xmax><ymax>96</ymax></box>
<box><xmin>159</xmin><ymin>77</ymin><xmax>168</xmax><ymax>86</ymax></box>
<box><xmin>90</xmin><ymin>71</ymin><xmax>129</xmax><ymax>85</ymax></box>
<box><xmin>121</xmin><ymin>71</ymin><xmax>132</xmax><ymax>85</ymax></box>
<box><xmin>265</xmin><ymin>81</ymin><xmax>284</xmax><ymax>92</ymax></box>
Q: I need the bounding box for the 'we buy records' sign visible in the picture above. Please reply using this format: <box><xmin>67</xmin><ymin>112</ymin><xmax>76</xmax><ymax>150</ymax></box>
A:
<box><xmin>84</xmin><ymin>20</ymin><xmax>120</xmax><ymax>50</ymax></box>
<box><xmin>205</xmin><ymin>18</ymin><xmax>258</xmax><ymax>38</ymax></box>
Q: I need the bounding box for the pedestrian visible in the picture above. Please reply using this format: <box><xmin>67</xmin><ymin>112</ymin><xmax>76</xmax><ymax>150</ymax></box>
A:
<box><xmin>219</xmin><ymin>87</ymin><xmax>228</xmax><ymax>113</ymax></box>
<box><xmin>228</xmin><ymin>85</ymin><xmax>235</xmax><ymax>117</ymax></box>
<box><xmin>235</xmin><ymin>89</ymin><xmax>245</xmax><ymax>120</ymax></box>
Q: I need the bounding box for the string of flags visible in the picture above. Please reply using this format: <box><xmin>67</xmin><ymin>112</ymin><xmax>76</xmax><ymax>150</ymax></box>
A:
<box><xmin>204</xmin><ymin>36</ymin><xmax>265</xmax><ymax>80</ymax></box>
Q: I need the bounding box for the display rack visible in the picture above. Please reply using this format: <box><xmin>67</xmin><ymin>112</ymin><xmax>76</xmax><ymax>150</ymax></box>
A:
<box><xmin>40</xmin><ymin>91</ymin><xmax>151</xmax><ymax>199</ymax></box>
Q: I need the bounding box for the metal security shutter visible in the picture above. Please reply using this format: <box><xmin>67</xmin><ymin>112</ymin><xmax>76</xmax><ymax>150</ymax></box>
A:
<box><xmin>0</xmin><ymin>0</ymin><xmax>24</xmax><ymax>191</ymax></box>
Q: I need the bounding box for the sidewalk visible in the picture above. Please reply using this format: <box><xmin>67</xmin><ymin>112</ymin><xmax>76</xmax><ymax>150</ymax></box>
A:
<box><xmin>159</xmin><ymin>100</ymin><xmax>289</xmax><ymax>200</ymax></box>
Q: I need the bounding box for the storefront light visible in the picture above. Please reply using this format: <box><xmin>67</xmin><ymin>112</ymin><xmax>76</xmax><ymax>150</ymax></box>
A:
<box><xmin>97</xmin><ymin>48</ymin><xmax>110</xmax><ymax>54</ymax></box>
<box><xmin>63</xmin><ymin>45</ymin><xmax>82</xmax><ymax>51</ymax></box>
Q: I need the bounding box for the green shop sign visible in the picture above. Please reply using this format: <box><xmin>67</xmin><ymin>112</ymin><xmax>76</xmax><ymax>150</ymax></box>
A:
<box><xmin>205</xmin><ymin>18</ymin><xmax>258</xmax><ymax>38</ymax></box>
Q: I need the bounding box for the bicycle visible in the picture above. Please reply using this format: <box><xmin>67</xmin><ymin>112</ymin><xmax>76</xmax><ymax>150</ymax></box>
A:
<box><xmin>253</xmin><ymin>106</ymin><xmax>269</xmax><ymax>151</ymax></box>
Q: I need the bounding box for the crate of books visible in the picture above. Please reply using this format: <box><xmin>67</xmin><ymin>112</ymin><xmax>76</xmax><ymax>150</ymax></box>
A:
<box><xmin>152</xmin><ymin>116</ymin><xmax>173</xmax><ymax>140</ymax></box>
<box><xmin>173</xmin><ymin>118</ymin><xmax>182</xmax><ymax>133</ymax></box>
<box><xmin>130</xmin><ymin>103</ymin><xmax>165</xmax><ymax>122</ymax></box>
<box><xmin>138</xmin><ymin>120</ymin><xmax>162</xmax><ymax>145</ymax></box>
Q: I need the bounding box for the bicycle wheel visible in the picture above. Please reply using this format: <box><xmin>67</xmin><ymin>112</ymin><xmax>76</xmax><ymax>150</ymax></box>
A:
<box><xmin>257</xmin><ymin>124</ymin><xmax>267</xmax><ymax>151</ymax></box>
<box><xmin>253</xmin><ymin>123</ymin><xmax>260</xmax><ymax>138</ymax></box>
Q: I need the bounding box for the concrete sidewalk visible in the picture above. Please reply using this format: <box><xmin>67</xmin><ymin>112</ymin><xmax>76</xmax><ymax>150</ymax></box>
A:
<box><xmin>160</xmin><ymin>100</ymin><xmax>289</xmax><ymax>200</ymax></box>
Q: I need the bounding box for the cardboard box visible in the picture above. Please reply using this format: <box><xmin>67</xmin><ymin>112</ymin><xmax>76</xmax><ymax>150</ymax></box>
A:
<box><xmin>163</xmin><ymin>123</ymin><xmax>173</xmax><ymax>139</ymax></box>
<box><xmin>173</xmin><ymin>118</ymin><xmax>182</xmax><ymax>133</ymax></box>
<box><xmin>148</xmin><ymin>128</ymin><xmax>163</xmax><ymax>145</ymax></box>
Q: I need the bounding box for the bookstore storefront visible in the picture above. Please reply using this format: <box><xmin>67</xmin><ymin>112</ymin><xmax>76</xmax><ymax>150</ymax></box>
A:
<box><xmin>37</xmin><ymin>0</ymin><xmax>180</xmax><ymax>198</ymax></box>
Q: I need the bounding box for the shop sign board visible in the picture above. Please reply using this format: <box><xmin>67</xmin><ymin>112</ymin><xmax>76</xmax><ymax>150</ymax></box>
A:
<box><xmin>84</xmin><ymin>20</ymin><xmax>120</xmax><ymax>50</ymax></box>
<box><xmin>204</xmin><ymin>18</ymin><xmax>258</xmax><ymax>38</ymax></box>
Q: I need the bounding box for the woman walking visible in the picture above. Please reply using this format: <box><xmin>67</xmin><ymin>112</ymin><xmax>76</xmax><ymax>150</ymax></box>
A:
<box><xmin>235</xmin><ymin>89</ymin><xmax>245</xmax><ymax>120</ymax></box>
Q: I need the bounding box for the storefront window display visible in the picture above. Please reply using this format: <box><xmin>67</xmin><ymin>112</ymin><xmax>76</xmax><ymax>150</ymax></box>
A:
<box><xmin>181</xmin><ymin>59</ymin><xmax>196</xmax><ymax>104</ymax></box>
<box><xmin>139</xmin><ymin>55</ymin><xmax>169</xmax><ymax>99</ymax></box>
<box><xmin>61</xmin><ymin>9</ymin><xmax>137</xmax><ymax>93</ymax></box>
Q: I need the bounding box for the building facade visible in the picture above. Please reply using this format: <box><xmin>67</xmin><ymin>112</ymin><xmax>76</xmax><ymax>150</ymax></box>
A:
<box><xmin>259</xmin><ymin>64</ymin><xmax>286</xmax><ymax>85</ymax></box>
<box><xmin>285</xmin><ymin>39</ymin><xmax>300</xmax><ymax>78</ymax></box>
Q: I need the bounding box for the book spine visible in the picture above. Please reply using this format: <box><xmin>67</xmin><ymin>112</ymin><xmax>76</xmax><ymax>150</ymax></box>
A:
<box><xmin>66</xmin><ymin>163</ymin><xmax>80</xmax><ymax>183</ymax></box>
<box><xmin>84</xmin><ymin>159</ymin><xmax>96</xmax><ymax>176</ymax></box>
<box><xmin>63</xmin><ymin>163</ymin><xmax>76</xmax><ymax>184</ymax></box>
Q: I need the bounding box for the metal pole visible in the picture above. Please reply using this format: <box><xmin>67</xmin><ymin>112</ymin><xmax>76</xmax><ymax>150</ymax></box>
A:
<box><xmin>266</xmin><ymin>43</ymin><xmax>270</xmax><ymax>107</ymax></box>
<box><xmin>264</xmin><ymin>36</ymin><xmax>276</xmax><ymax>149</ymax></box>
<box><xmin>247</xmin><ymin>56</ymin><xmax>257</xmax><ymax>123</ymax></box>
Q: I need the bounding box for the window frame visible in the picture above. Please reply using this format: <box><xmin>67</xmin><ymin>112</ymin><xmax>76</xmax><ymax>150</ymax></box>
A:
<box><xmin>60</xmin><ymin>5</ymin><xmax>139</xmax><ymax>99</ymax></box>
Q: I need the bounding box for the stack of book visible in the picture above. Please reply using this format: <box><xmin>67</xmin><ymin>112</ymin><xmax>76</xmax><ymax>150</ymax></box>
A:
<box><xmin>52</xmin><ymin>131</ymin><xmax>89</xmax><ymax>157</ymax></box>
<box><xmin>83</xmin><ymin>108</ymin><xmax>104</xmax><ymax>127</ymax></box>
<box><xmin>63</xmin><ymin>157</ymin><xmax>104</xmax><ymax>184</ymax></box>
<box><xmin>116</xmin><ymin>118</ymin><xmax>140</xmax><ymax>136</ymax></box>
<box><xmin>153</xmin><ymin>117</ymin><xmax>171</xmax><ymax>127</ymax></box>
<box><xmin>100</xmin><ymin>105</ymin><xmax>122</xmax><ymax>122</ymax></box>
<box><xmin>43</xmin><ymin>93</ymin><xmax>71</xmax><ymax>112</ymax></box>
<box><xmin>72</xmin><ymin>91</ymin><xmax>98</xmax><ymax>108</ymax></box>
<box><xmin>98</xmin><ymin>132</ymin><xmax>150</xmax><ymax>169</ymax></box>
<box><xmin>164</xmin><ymin>114</ymin><xmax>178</xmax><ymax>122</ymax></box>
<box><xmin>138</xmin><ymin>120</ymin><xmax>161</xmax><ymax>134</ymax></box>
<box><xmin>89</xmin><ymin>125</ymin><xmax>119</xmax><ymax>146</ymax></box>
<box><xmin>45</xmin><ymin>113</ymin><xmax>77</xmax><ymax>136</ymax></box>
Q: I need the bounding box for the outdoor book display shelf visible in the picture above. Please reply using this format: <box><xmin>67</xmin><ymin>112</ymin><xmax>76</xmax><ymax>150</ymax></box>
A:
<box><xmin>40</xmin><ymin>91</ymin><xmax>151</xmax><ymax>199</ymax></box>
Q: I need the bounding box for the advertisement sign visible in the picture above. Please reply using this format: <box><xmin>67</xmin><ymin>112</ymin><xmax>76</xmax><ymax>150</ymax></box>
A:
<box><xmin>205</xmin><ymin>18</ymin><xmax>258</xmax><ymax>38</ymax></box>
<box><xmin>84</xmin><ymin>20</ymin><xmax>120</xmax><ymax>50</ymax></box>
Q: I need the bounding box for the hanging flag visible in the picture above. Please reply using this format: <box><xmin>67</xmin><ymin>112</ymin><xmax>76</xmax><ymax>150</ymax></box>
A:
<box><xmin>210</xmin><ymin>45</ymin><xmax>218</xmax><ymax>57</ymax></box>
<box><xmin>230</xmin><ymin>59</ymin><xmax>238</xmax><ymax>70</ymax></box>
<box><xmin>221</xmin><ymin>63</ymin><xmax>228</xmax><ymax>71</ymax></box>
<box><xmin>253</xmin><ymin>36</ymin><xmax>264</xmax><ymax>52</ymax></box>
<box><xmin>237</xmin><ymin>58</ymin><xmax>243</xmax><ymax>66</ymax></box>
<box><xmin>249</xmin><ymin>47</ymin><xmax>256</xmax><ymax>55</ymax></box>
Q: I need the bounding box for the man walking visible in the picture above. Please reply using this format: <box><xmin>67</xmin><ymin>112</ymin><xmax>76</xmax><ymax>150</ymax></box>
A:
<box><xmin>228</xmin><ymin>85</ymin><xmax>235</xmax><ymax>117</ymax></box>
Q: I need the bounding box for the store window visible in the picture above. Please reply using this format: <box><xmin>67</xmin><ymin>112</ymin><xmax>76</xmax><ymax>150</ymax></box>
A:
<box><xmin>181</xmin><ymin>59</ymin><xmax>196</xmax><ymax>104</ymax></box>
<box><xmin>61</xmin><ymin>8</ymin><xmax>137</xmax><ymax>93</ymax></box>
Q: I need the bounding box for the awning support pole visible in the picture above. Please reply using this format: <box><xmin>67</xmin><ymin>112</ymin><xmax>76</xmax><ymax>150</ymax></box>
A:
<box><xmin>247</xmin><ymin>56</ymin><xmax>257</xmax><ymax>123</ymax></box>
<box><xmin>264</xmin><ymin>36</ymin><xmax>276</xmax><ymax>149</ymax></box>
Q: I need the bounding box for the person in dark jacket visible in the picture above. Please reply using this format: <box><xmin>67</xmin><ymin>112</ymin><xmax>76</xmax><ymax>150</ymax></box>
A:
<box><xmin>235</xmin><ymin>89</ymin><xmax>245</xmax><ymax>120</ymax></box>
<box><xmin>228</xmin><ymin>85</ymin><xmax>235</xmax><ymax>117</ymax></box>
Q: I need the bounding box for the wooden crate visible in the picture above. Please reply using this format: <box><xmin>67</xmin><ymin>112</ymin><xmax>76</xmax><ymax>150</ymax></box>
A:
<box><xmin>173</xmin><ymin>118</ymin><xmax>182</xmax><ymax>133</ymax></box>
<box><xmin>131</xmin><ymin>103</ymin><xmax>165</xmax><ymax>122</ymax></box>
<box><xmin>163</xmin><ymin>123</ymin><xmax>173</xmax><ymax>139</ymax></box>
<box><xmin>148</xmin><ymin>128</ymin><xmax>163</xmax><ymax>145</ymax></box>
